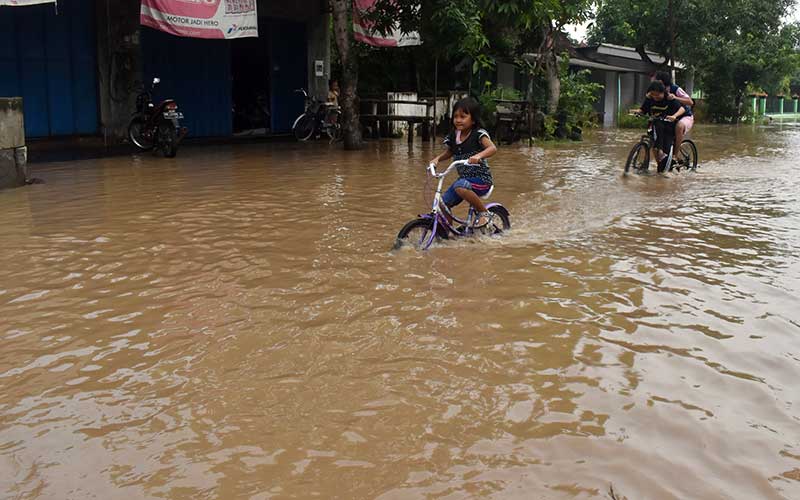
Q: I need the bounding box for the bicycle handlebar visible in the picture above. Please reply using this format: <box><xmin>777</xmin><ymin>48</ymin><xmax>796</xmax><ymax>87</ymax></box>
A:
<box><xmin>427</xmin><ymin>160</ymin><xmax>474</xmax><ymax>178</ymax></box>
<box><xmin>632</xmin><ymin>112</ymin><xmax>678</xmax><ymax>123</ymax></box>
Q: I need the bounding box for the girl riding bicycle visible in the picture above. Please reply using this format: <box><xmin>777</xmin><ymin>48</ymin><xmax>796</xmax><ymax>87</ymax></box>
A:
<box><xmin>429</xmin><ymin>97</ymin><xmax>498</xmax><ymax>227</ymax></box>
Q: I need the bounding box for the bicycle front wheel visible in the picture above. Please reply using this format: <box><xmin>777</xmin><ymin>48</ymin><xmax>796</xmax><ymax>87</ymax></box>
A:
<box><xmin>624</xmin><ymin>142</ymin><xmax>650</xmax><ymax>174</ymax></box>
<box><xmin>678</xmin><ymin>140</ymin><xmax>698</xmax><ymax>171</ymax></box>
<box><xmin>482</xmin><ymin>205</ymin><xmax>511</xmax><ymax>235</ymax></box>
<box><xmin>292</xmin><ymin>114</ymin><xmax>316</xmax><ymax>141</ymax></box>
<box><xmin>394</xmin><ymin>218</ymin><xmax>443</xmax><ymax>250</ymax></box>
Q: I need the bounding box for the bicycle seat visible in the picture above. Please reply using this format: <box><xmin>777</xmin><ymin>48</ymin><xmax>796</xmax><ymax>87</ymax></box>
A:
<box><xmin>480</xmin><ymin>185</ymin><xmax>494</xmax><ymax>200</ymax></box>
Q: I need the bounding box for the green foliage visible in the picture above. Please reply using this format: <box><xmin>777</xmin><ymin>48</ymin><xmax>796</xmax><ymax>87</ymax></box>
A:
<box><xmin>543</xmin><ymin>115</ymin><xmax>557</xmax><ymax>137</ymax></box>
<box><xmin>590</xmin><ymin>0</ymin><xmax>800</xmax><ymax>123</ymax></box>
<box><xmin>557</xmin><ymin>59</ymin><xmax>603</xmax><ymax>127</ymax></box>
<box><xmin>691</xmin><ymin>99</ymin><xmax>709</xmax><ymax>122</ymax></box>
<box><xmin>362</xmin><ymin>0</ymin><xmax>593</xmax><ymax>86</ymax></box>
<box><xmin>478</xmin><ymin>85</ymin><xmax>524</xmax><ymax>129</ymax></box>
<box><xmin>617</xmin><ymin>113</ymin><xmax>648</xmax><ymax>129</ymax></box>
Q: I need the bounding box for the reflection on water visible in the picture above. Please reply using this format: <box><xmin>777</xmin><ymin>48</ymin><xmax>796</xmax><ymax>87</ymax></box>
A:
<box><xmin>1</xmin><ymin>124</ymin><xmax>800</xmax><ymax>499</ymax></box>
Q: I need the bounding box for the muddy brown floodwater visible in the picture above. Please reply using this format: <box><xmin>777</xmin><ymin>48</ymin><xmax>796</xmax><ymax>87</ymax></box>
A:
<box><xmin>1</xmin><ymin>123</ymin><xmax>800</xmax><ymax>499</ymax></box>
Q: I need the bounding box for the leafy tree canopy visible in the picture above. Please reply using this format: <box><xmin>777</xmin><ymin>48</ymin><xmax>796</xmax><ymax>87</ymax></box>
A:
<box><xmin>589</xmin><ymin>0</ymin><xmax>800</xmax><ymax>121</ymax></box>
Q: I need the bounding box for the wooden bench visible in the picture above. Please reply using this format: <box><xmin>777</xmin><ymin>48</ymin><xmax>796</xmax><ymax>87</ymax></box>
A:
<box><xmin>359</xmin><ymin>99</ymin><xmax>435</xmax><ymax>144</ymax></box>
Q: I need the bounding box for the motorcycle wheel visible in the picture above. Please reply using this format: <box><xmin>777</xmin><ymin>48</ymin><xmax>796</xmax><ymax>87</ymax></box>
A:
<box><xmin>159</xmin><ymin>123</ymin><xmax>178</xmax><ymax>158</ymax></box>
<box><xmin>293</xmin><ymin>114</ymin><xmax>316</xmax><ymax>141</ymax></box>
<box><xmin>128</xmin><ymin>116</ymin><xmax>154</xmax><ymax>151</ymax></box>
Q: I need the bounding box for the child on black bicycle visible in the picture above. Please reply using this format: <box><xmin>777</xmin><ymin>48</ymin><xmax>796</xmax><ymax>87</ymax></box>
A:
<box><xmin>636</xmin><ymin>80</ymin><xmax>686</xmax><ymax>171</ymax></box>
<box><xmin>429</xmin><ymin>97</ymin><xmax>498</xmax><ymax>227</ymax></box>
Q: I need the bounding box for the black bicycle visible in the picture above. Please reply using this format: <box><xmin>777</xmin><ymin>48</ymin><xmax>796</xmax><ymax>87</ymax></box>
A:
<box><xmin>624</xmin><ymin>116</ymin><xmax>698</xmax><ymax>174</ymax></box>
<box><xmin>291</xmin><ymin>89</ymin><xmax>342</xmax><ymax>142</ymax></box>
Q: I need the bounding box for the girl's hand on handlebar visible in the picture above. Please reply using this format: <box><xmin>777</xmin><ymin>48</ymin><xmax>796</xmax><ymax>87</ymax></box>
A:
<box><xmin>468</xmin><ymin>155</ymin><xmax>481</xmax><ymax>165</ymax></box>
<box><xmin>665</xmin><ymin>115</ymin><xmax>677</xmax><ymax>122</ymax></box>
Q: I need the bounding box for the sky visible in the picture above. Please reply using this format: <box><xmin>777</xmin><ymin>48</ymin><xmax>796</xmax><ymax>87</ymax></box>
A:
<box><xmin>564</xmin><ymin>1</ymin><xmax>800</xmax><ymax>44</ymax></box>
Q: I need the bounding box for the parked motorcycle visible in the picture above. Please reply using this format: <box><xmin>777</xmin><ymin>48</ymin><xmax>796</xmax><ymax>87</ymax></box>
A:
<box><xmin>291</xmin><ymin>88</ymin><xmax>342</xmax><ymax>142</ymax></box>
<box><xmin>128</xmin><ymin>78</ymin><xmax>187</xmax><ymax>158</ymax></box>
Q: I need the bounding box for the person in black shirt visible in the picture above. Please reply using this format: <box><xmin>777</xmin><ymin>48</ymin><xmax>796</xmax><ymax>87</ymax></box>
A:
<box><xmin>637</xmin><ymin>80</ymin><xmax>686</xmax><ymax>172</ymax></box>
<box><xmin>653</xmin><ymin>71</ymin><xmax>694</xmax><ymax>147</ymax></box>
<box><xmin>429</xmin><ymin>98</ymin><xmax>498</xmax><ymax>227</ymax></box>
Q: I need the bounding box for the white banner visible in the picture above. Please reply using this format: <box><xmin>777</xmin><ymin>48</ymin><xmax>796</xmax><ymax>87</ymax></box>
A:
<box><xmin>0</xmin><ymin>0</ymin><xmax>56</xmax><ymax>5</ymax></box>
<box><xmin>140</xmin><ymin>0</ymin><xmax>258</xmax><ymax>39</ymax></box>
<box><xmin>353</xmin><ymin>0</ymin><xmax>421</xmax><ymax>47</ymax></box>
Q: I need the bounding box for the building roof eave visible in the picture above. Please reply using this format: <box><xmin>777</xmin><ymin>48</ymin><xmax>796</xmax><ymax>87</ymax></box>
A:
<box><xmin>593</xmin><ymin>43</ymin><xmax>686</xmax><ymax>69</ymax></box>
<box><xmin>567</xmin><ymin>57</ymin><xmax>646</xmax><ymax>73</ymax></box>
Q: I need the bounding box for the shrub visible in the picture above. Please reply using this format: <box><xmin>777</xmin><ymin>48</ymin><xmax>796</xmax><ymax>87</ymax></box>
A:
<box><xmin>557</xmin><ymin>61</ymin><xmax>603</xmax><ymax>130</ymax></box>
<box><xmin>617</xmin><ymin>113</ymin><xmax>648</xmax><ymax>129</ymax></box>
<box><xmin>478</xmin><ymin>85</ymin><xmax>523</xmax><ymax>130</ymax></box>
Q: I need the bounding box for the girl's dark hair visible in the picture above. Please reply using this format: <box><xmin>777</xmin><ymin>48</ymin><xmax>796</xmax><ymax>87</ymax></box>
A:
<box><xmin>654</xmin><ymin>71</ymin><xmax>672</xmax><ymax>87</ymax></box>
<box><xmin>648</xmin><ymin>80</ymin><xmax>666</xmax><ymax>94</ymax></box>
<box><xmin>452</xmin><ymin>97</ymin><xmax>484</xmax><ymax>129</ymax></box>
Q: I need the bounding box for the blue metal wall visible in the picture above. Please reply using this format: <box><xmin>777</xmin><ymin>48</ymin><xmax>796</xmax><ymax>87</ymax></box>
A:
<box><xmin>0</xmin><ymin>1</ymin><xmax>99</xmax><ymax>137</ymax></box>
<box><xmin>140</xmin><ymin>27</ymin><xmax>233</xmax><ymax>138</ymax></box>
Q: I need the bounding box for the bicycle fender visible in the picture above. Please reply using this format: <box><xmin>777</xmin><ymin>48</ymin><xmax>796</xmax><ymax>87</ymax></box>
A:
<box><xmin>485</xmin><ymin>203</ymin><xmax>509</xmax><ymax>218</ymax></box>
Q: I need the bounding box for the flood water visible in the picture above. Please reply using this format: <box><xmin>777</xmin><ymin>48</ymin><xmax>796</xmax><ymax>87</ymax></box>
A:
<box><xmin>1</xmin><ymin>124</ymin><xmax>800</xmax><ymax>499</ymax></box>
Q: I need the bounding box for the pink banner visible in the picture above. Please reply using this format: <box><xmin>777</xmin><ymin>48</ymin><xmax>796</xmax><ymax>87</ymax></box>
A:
<box><xmin>353</xmin><ymin>0</ymin><xmax>421</xmax><ymax>47</ymax></box>
<box><xmin>0</xmin><ymin>1</ymin><xmax>56</xmax><ymax>5</ymax></box>
<box><xmin>140</xmin><ymin>0</ymin><xmax>258</xmax><ymax>39</ymax></box>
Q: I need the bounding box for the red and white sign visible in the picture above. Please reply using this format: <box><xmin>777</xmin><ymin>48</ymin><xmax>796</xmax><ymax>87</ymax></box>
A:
<box><xmin>140</xmin><ymin>0</ymin><xmax>258</xmax><ymax>39</ymax></box>
<box><xmin>0</xmin><ymin>1</ymin><xmax>56</xmax><ymax>6</ymax></box>
<box><xmin>353</xmin><ymin>0</ymin><xmax>421</xmax><ymax>47</ymax></box>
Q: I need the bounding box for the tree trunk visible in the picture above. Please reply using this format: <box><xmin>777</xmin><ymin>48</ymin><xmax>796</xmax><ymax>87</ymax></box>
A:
<box><xmin>540</xmin><ymin>25</ymin><xmax>560</xmax><ymax>115</ymax></box>
<box><xmin>331</xmin><ymin>0</ymin><xmax>363</xmax><ymax>150</ymax></box>
<box><xmin>634</xmin><ymin>44</ymin><xmax>657</xmax><ymax>66</ymax></box>
<box><xmin>545</xmin><ymin>52</ymin><xmax>560</xmax><ymax>114</ymax></box>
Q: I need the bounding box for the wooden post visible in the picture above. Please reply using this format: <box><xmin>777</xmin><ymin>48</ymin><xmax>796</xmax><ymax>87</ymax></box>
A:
<box><xmin>422</xmin><ymin>104</ymin><xmax>431</xmax><ymax>142</ymax></box>
<box><xmin>433</xmin><ymin>56</ymin><xmax>438</xmax><ymax>142</ymax></box>
<box><xmin>370</xmin><ymin>102</ymin><xmax>378</xmax><ymax>138</ymax></box>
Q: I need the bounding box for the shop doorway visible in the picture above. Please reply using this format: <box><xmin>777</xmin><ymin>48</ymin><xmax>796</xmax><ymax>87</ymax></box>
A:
<box><xmin>231</xmin><ymin>34</ymin><xmax>271</xmax><ymax>135</ymax></box>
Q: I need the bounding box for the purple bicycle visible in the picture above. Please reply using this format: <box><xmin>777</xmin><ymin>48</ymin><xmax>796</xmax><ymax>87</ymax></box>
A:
<box><xmin>394</xmin><ymin>160</ymin><xmax>511</xmax><ymax>250</ymax></box>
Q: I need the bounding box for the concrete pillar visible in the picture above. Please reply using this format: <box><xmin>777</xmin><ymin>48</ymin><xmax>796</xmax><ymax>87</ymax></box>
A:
<box><xmin>307</xmin><ymin>11</ymin><xmax>331</xmax><ymax>101</ymax></box>
<box><xmin>750</xmin><ymin>96</ymin><xmax>757</xmax><ymax>115</ymax></box>
<box><xmin>794</xmin><ymin>97</ymin><xmax>799</xmax><ymax>114</ymax></box>
<box><xmin>619</xmin><ymin>73</ymin><xmax>637</xmax><ymax>113</ymax></box>
<box><xmin>603</xmin><ymin>71</ymin><xmax>618</xmax><ymax>127</ymax></box>
<box><xmin>778</xmin><ymin>96</ymin><xmax>784</xmax><ymax>114</ymax></box>
<box><xmin>95</xmin><ymin>0</ymin><xmax>142</xmax><ymax>143</ymax></box>
<box><xmin>758</xmin><ymin>96</ymin><xmax>767</xmax><ymax>115</ymax></box>
<box><xmin>0</xmin><ymin>98</ymin><xmax>28</xmax><ymax>189</ymax></box>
